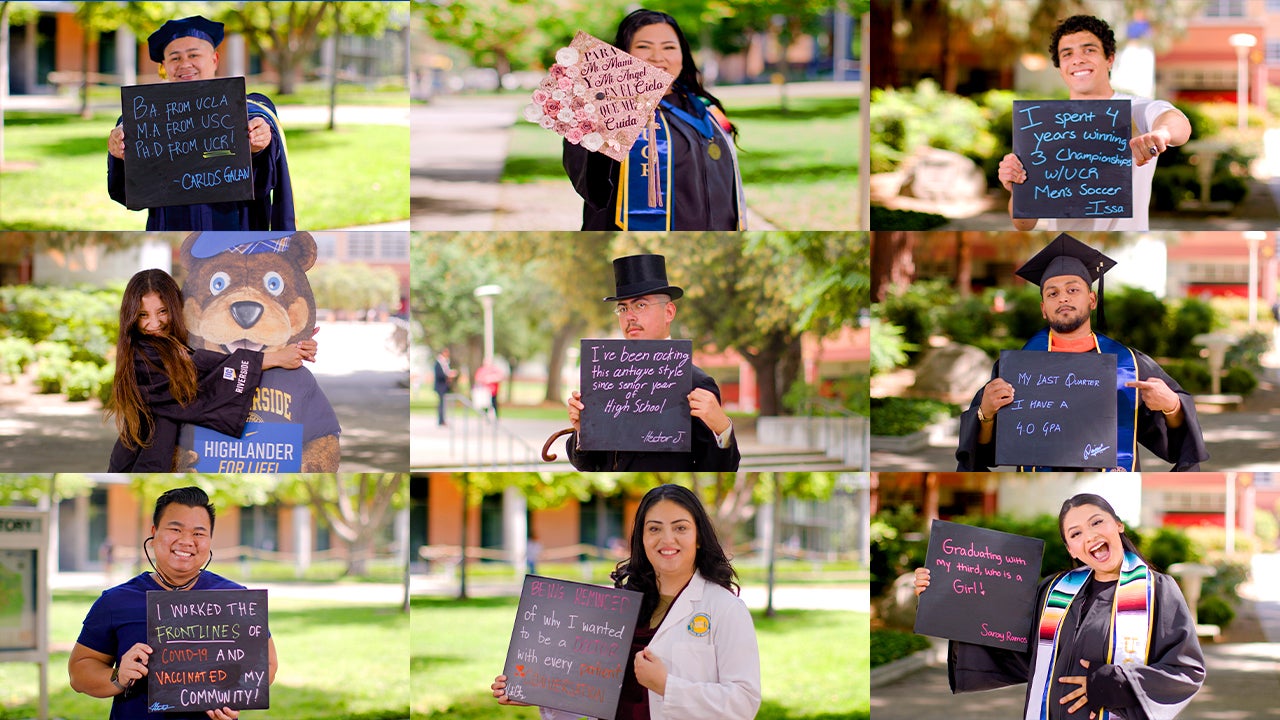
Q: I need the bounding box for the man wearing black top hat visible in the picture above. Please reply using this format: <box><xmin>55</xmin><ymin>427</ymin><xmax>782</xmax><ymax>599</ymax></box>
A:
<box><xmin>956</xmin><ymin>234</ymin><xmax>1208</xmax><ymax>471</ymax></box>
<box><xmin>106</xmin><ymin>15</ymin><xmax>295</xmax><ymax>231</ymax></box>
<box><xmin>564</xmin><ymin>254</ymin><xmax>741</xmax><ymax>471</ymax></box>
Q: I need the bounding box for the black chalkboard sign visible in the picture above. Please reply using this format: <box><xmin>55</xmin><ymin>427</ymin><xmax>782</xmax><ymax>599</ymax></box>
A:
<box><xmin>120</xmin><ymin>77</ymin><xmax>253</xmax><ymax>210</ymax></box>
<box><xmin>914</xmin><ymin>520</ymin><xmax>1045</xmax><ymax>651</ymax></box>
<box><xmin>994</xmin><ymin>350</ymin><xmax>1118</xmax><ymax>469</ymax></box>
<box><xmin>579</xmin><ymin>339</ymin><xmax>693</xmax><ymax>452</ymax></box>
<box><xmin>502</xmin><ymin>575</ymin><xmax>643</xmax><ymax>720</ymax></box>
<box><xmin>1012</xmin><ymin>99</ymin><xmax>1132</xmax><ymax>219</ymax></box>
<box><xmin>146</xmin><ymin>589</ymin><xmax>269</xmax><ymax>712</ymax></box>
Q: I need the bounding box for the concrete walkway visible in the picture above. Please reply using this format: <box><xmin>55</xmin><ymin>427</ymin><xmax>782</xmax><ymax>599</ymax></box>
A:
<box><xmin>871</xmin><ymin>552</ymin><xmax>1280</xmax><ymax>719</ymax></box>
<box><xmin>412</xmin><ymin>572</ymin><xmax>870</xmax><ymax>613</ymax></box>
<box><xmin>409</xmin><ymin>82</ymin><xmax>859</xmax><ymax>232</ymax></box>
<box><xmin>873</xmin><ymin>343</ymin><xmax>1280</xmax><ymax>473</ymax></box>
<box><xmin>0</xmin><ymin>321</ymin><xmax>408</xmax><ymax>472</ymax></box>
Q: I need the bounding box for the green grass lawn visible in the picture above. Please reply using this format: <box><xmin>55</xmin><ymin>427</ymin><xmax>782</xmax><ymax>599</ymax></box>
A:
<box><xmin>411</xmin><ymin>596</ymin><xmax>868</xmax><ymax>720</ymax></box>
<box><xmin>0</xmin><ymin>591</ymin><xmax>409</xmax><ymax>720</ymax></box>
<box><xmin>0</xmin><ymin>112</ymin><xmax>408</xmax><ymax>230</ymax></box>
<box><xmin>500</xmin><ymin>94</ymin><xmax>859</xmax><ymax>230</ymax></box>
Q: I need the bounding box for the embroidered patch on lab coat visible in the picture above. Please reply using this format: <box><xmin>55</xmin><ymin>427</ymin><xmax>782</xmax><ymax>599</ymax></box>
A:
<box><xmin>687</xmin><ymin>612</ymin><xmax>711</xmax><ymax>637</ymax></box>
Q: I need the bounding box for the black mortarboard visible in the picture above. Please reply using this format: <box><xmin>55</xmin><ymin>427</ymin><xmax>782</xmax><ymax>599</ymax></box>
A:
<box><xmin>148</xmin><ymin>16</ymin><xmax>224</xmax><ymax>63</ymax></box>
<box><xmin>1015</xmin><ymin>233</ymin><xmax>1117</xmax><ymax>331</ymax></box>
<box><xmin>603</xmin><ymin>254</ymin><xmax>683</xmax><ymax>302</ymax></box>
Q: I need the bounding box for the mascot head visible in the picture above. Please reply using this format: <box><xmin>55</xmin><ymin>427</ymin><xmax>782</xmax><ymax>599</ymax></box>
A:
<box><xmin>179</xmin><ymin>231</ymin><xmax>317</xmax><ymax>353</ymax></box>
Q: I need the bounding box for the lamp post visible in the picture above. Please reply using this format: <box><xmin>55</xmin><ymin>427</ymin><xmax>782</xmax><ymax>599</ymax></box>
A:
<box><xmin>473</xmin><ymin>284</ymin><xmax>502</xmax><ymax>363</ymax></box>
<box><xmin>1229</xmin><ymin>33</ymin><xmax>1257</xmax><ymax>132</ymax></box>
<box><xmin>1246</xmin><ymin>231</ymin><xmax>1265</xmax><ymax>328</ymax></box>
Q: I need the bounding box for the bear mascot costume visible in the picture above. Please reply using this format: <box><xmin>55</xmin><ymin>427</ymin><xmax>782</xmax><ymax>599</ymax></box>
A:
<box><xmin>175</xmin><ymin>230</ymin><xmax>341</xmax><ymax>471</ymax></box>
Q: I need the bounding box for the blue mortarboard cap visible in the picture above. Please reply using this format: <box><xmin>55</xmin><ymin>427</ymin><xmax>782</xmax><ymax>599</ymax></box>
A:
<box><xmin>148</xmin><ymin>16</ymin><xmax>224</xmax><ymax>63</ymax></box>
<box><xmin>189</xmin><ymin>231</ymin><xmax>295</xmax><ymax>258</ymax></box>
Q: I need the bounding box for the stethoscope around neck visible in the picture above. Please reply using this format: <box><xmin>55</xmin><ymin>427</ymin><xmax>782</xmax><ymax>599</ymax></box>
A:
<box><xmin>143</xmin><ymin>536</ymin><xmax>211</xmax><ymax>591</ymax></box>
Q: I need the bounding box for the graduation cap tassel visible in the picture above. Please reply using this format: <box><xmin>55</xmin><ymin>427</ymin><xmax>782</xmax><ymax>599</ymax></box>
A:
<box><xmin>646</xmin><ymin>116</ymin><xmax>661</xmax><ymax>208</ymax></box>
<box><xmin>1097</xmin><ymin>272</ymin><xmax>1106</xmax><ymax>334</ymax></box>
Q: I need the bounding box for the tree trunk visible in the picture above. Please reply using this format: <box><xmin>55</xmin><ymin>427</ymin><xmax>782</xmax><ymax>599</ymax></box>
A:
<box><xmin>765</xmin><ymin>476</ymin><xmax>781</xmax><ymax>619</ymax></box>
<box><xmin>869</xmin><ymin>0</ymin><xmax>896</xmax><ymax>89</ymax></box>
<box><xmin>80</xmin><ymin>28</ymin><xmax>91</xmax><ymax>119</ymax></box>
<box><xmin>940</xmin><ymin>9</ymin><xmax>958</xmax><ymax>94</ymax></box>
<box><xmin>870</xmin><ymin>231</ymin><xmax>916</xmax><ymax>302</ymax></box>
<box><xmin>327</xmin><ymin>3</ymin><xmax>340</xmax><ymax>130</ymax></box>
<box><xmin>543</xmin><ymin>319</ymin><xmax>583</xmax><ymax>404</ymax></box>
<box><xmin>345</xmin><ymin>534</ymin><xmax>371</xmax><ymax>576</ymax></box>
<box><xmin>955</xmin><ymin>232</ymin><xmax>972</xmax><ymax>297</ymax></box>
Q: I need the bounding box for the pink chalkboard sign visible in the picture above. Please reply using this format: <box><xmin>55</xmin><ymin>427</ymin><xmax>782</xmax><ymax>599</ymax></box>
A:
<box><xmin>914</xmin><ymin>520</ymin><xmax>1045</xmax><ymax>651</ymax></box>
<box><xmin>523</xmin><ymin>31</ymin><xmax>675</xmax><ymax>161</ymax></box>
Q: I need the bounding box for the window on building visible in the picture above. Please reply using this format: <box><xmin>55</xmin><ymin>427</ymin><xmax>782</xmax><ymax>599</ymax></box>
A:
<box><xmin>1203</xmin><ymin>0</ymin><xmax>1246</xmax><ymax>17</ymax></box>
<box><xmin>480</xmin><ymin>494</ymin><xmax>504</xmax><ymax>552</ymax></box>
<box><xmin>1268</xmin><ymin>40</ymin><xmax>1280</xmax><ymax>64</ymax></box>
<box><xmin>348</xmin><ymin>235</ymin><xmax>376</xmax><ymax>259</ymax></box>
<box><xmin>239</xmin><ymin>504</ymin><xmax>280</xmax><ymax>552</ymax></box>
<box><xmin>1268</xmin><ymin>0</ymin><xmax>1280</xmax><ymax>13</ymax></box>
<box><xmin>410</xmin><ymin>477</ymin><xmax>428</xmax><ymax>562</ymax></box>
<box><xmin>314</xmin><ymin>234</ymin><xmax>337</xmax><ymax>260</ymax></box>
<box><xmin>379</xmin><ymin>234</ymin><xmax>408</xmax><ymax>259</ymax></box>
<box><xmin>579</xmin><ymin>494</ymin><xmax>626</xmax><ymax>552</ymax></box>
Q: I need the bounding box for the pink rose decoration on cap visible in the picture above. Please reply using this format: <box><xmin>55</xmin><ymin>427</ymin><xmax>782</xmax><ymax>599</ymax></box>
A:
<box><xmin>565</xmin><ymin>127</ymin><xmax>584</xmax><ymax>144</ymax></box>
<box><xmin>582</xmin><ymin>132</ymin><xmax>605</xmax><ymax>152</ymax></box>
<box><xmin>523</xmin><ymin>104</ymin><xmax>544</xmax><ymax>122</ymax></box>
<box><xmin>555</xmin><ymin>47</ymin><xmax>580</xmax><ymax>66</ymax></box>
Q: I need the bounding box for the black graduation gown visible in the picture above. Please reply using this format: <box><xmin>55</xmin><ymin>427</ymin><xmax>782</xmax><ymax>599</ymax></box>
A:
<box><xmin>949</xmin><ymin>571</ymin><xmax>1205</xmax><ymax>720</ymax></box>
<box><xmin>956</xmin><ymin>347</ymin><xmax>1208</xmax><ymax>472</ymax></box>
<box><xmin>107</xmin><ymin>92</ymin><xmax>296</xmax><ymax>230</ymax></box>
<box><xmin>108</xmin><ymin>342</ymin><xmax>264</xmax><ymax>471</ymax></box>
<box><xmin>562</xmin><ymin>91</ymin><xmax>740</xmax><ymax>231</ymax></box>
<box><xmin>565</xmin><ymin>365</ymin><xmax>741</xmax><ymax>471</ymax></box>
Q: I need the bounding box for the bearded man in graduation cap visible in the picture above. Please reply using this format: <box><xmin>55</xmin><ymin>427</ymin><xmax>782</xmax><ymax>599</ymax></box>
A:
<box><xmin>106</xmin><ymin>15</ymin><xmax>295</xmax><ymax>231</ymax></box>
<box><xmin>564</xmin><ymin>254</ymin><xmax>741</xmax><ymax>471</ymax></box>
<box><xmin>956</xmin><ymin>234</ymin><xmax>1208</xmax><ymax>472</ymax></box>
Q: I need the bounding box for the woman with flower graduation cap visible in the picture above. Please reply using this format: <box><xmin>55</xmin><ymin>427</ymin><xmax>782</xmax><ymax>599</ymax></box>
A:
<box><xmin>106</xmin><ymin>15</ymin><xmax>295</xmax><ymax>230</ymax></box>
<box><xmin>955</xmin><ymin>233</ymin><xmax>1208</xmax><ymax>472</ymax></box>
<box><xmin>914</xmin><ymin>493</ymin><xmax>1205</xmax><ymax>720</ymax></box>
<box><xmin>563</xmin><ymin>9</ymin><xmax>746</xmax><ymax>230</ymax></box>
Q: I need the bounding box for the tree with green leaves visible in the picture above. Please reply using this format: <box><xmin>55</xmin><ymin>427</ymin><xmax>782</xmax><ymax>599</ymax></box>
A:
<box><xmin>276</xmin><ymin>473</ymin><xmax>405</xmax><ymax>577</ymax></box>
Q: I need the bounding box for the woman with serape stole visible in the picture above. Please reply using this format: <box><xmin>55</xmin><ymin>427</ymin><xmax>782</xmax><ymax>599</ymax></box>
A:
<box><xmin>915</xmin><ymin>494</ymin><xmax>1205</xmax><ymax>720</ymax></box>
<box><xmin>563</xmin><ymin>9</ymin><xmax>746</xmax><ymax>231</ymax></box>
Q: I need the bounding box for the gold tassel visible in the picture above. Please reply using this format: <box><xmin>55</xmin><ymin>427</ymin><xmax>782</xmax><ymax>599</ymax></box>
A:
<box><xmin>647</xmin><ymin>115</ymin><xmax>661</xmax><ymax>208</ymax></box>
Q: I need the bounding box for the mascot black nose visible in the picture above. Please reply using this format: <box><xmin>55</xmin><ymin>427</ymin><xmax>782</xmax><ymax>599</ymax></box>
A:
<box><xmin>230</xmin><ymin>301</ymin><xmax>264</xmax><ymax>329</ymax></box>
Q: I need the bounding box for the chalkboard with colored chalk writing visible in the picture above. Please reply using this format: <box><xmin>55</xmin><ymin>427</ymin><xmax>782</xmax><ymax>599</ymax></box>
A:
<box><xmin>146</xmin><ymin>589</ymin><xmax>269</xmax><ymax>712</ymax></box>
<box><xmin>1012</xmin><ymin>99</ymin><xmax>1133</xmax><ymax>219</ymax></box>
<box><xmin>579</xmin><ymin>339</ymin><xmax>693</xmax><ymax>452</ymax></box>
<box><xmin>994</xmin><ymin>350</ymin><xmax>1119</xmax><ymax>469</ymax></box>
<box><xmin>914</xmin><ymin>520</ymin><xmax>1045</xmax><ymax>651</ymax></box>
<box><xmin>502</xmin><ymin>575</ymin><xmax>643</xmax><ymax>720</ymax></box>
<box><xmin>120</xmin><ymin>76</ymin><xmax>253</xmax><ymax>210</ymax></box>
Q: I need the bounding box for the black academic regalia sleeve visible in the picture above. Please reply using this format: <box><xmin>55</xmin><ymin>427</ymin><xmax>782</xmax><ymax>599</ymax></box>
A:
<box><xmin>691</xmin><ymin>369</ymin><xmax>740</xmax><ymax>471</ymax></box>
<box><xmin>955</xmin><ymin>362</ymin><xmax>1000</xmax><ymax>471</ymax></box>
<box><xmin>1132</xmin><ymin>351</ymin><xmax>1208</xmax><ymax>472</ymax></box>
<box><xmin>140</xmin><ymin>346</ymin><xmax>264</xmax><ymax>435</ymax></box>
<box><xmin>1084</xmin><ymin>573</ymin><xmax>1205</xmax><ymax>719</ymax></box>
<box><xmin>107</xmin><ymin>117</ymin><xmax>127</xmax><ymax>207</ymax></box>
<box><xmin>565</xmin><ymin>430</ymin><xmax>608</xmax><ymax>471</ymax></box>
<box><xmin>246</xmin><ymin>93</ymin><xmax>296</xmax><ymax>231</ymax></box>
<box><xmin>563</xmin><ymin>140</ymin><xmax>620</xmax><ymax>229</ymax></box>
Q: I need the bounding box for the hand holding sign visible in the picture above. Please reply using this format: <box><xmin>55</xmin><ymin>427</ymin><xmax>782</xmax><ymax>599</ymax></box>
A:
<box><xmin>118</xmin><ymin>642</ymin><xmax>153</xmax><ymax>687</ymax></box>
<box><xmin>688</xmin><ymin>387</ymin><xmax>730</xmax><ymax>436</ymax></box>
<box><xmin>998</xmin><ymin>152</ymin><xmax>1027</xmax><ymax>192</ymax></box>
<box><xmin>491</xmin><ymin>675</ymin><xmax>531</xmax><ymax>706</ymax></box>
<box><xmin>247</xmin><ymin>117</ymin><xmax>271</xmax><ymax>154</ymax></box>
<box><xmin>979</xmin><ymin>377</ymin><xmax>1017</xmax><ymax>419</ymax></box>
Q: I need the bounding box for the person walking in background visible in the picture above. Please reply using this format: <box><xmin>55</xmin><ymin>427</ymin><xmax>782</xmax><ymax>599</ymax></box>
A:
<box><xmin>433</xmin><ymin>348</ymin><xmax>457</xmax><ymax>426</ymax></box>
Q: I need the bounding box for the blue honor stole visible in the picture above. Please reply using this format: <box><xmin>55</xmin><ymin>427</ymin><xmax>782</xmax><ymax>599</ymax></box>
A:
<box><xmin>1020</xmin><ymin>329</ymin><xmax>1138</xmax><ymax>471</ymax></box>
<box><xmin>616</xmin><ymin>107</ymin><xmax>673</xmax><ymax>230</ymax></box>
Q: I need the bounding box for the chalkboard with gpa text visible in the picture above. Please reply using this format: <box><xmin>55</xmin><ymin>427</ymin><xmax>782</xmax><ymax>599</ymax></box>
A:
<box><xmin>994</xmin><ymin>350</ymin><xmax>1118</xmax><ymax>469</ymax></box>
<box><xmin>146</xmin><ymin>589</ymin><xmax>269</xmax><ymax>712</ymax></box>
<box><xmin>914</xmin><ymin>520</ymin><xmax>1045</xmax><ymax>651</ymax></box>
<box><xmin>1012</xmin><ymin>99</ymin><xmax>1133</xmax><ymax>219</ymax></box>
<box><xmin>579</xmin><ymin>339</ymin><xmax>693</xmax><ymax>452</ymax></box>
<box><xmin>120</xmin><ymin>77</ymin><xmax>253</xmax><ymax>210</ymax></box>
<box><xmin>502</xmin><ymin>575</ymin><xmax>643</xmax><ymax>720</ymax></box>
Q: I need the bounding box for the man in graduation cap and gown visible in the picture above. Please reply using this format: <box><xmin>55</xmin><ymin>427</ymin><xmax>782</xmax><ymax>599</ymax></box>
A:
<box><xmin>107</xmin><ymin>16</ymin><xmax>296</xmax><ymax>231</ymax></box>
<box><xmin>564</xmin><ymin>254</ymin><xmax>740</xmax><ymax>471</ymax></box>
<box><xmin>956</xmin><ymin>234</ymin><xmax>1208</xmax><ymax>471</ymax></box>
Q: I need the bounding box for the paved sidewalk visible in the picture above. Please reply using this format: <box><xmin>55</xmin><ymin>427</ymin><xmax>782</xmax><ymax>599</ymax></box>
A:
<box><xmin>0</xmin><ymin>321</ymin><xmax>408</xmax><ymax>472</ymax></box>
<box><xmin>871</xmin><ymin>552</ymin><xmax>1280</xmax><ymax>719</ymax></box>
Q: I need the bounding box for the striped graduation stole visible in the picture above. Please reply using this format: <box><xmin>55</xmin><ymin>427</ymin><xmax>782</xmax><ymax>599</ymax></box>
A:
<box><xmin>1026</xmin><ymin>551</ymin><xmax>1153</xmax><ymax>720</ymax></box>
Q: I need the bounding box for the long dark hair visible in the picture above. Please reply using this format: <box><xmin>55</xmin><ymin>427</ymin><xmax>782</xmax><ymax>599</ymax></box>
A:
<box><xmin>107</xmin><ymin>268</ymin><xmax>197</xmax><ymax>450</ymax></box>
<box><xmin>614</xmin><ymin>8</ymin><xmax>738</xmax><ymax>141</ymax></box>
<box><xmin>612</xmin><ymin>484</ymin><xmax>739</xmax><ymax>622</ymax></box>
<box><xmin>1057</xmin><ymin>493</ymin><xmax>1150</xmax><ymax>570</ymax></box>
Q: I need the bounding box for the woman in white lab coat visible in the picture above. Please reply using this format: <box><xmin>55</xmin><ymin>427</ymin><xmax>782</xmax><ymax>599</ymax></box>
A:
<box><xmin>492</xmin><ymin>483</ymin><xmax>762</xmax><ymax>719</ymax></box>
